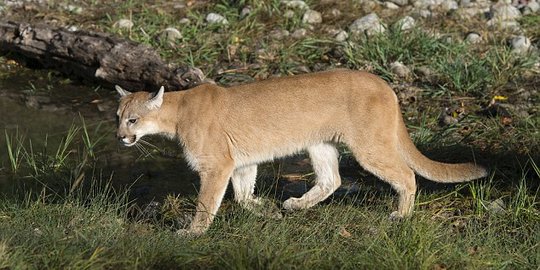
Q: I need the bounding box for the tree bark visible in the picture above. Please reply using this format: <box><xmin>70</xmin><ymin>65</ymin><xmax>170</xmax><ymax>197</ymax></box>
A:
<box><xmin>0</xmin><ymin>20</ymin><xmax>206</xmax><ymax>91</ymax></box>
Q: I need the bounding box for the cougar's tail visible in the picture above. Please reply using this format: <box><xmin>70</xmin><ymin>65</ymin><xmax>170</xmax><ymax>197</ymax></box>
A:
<box><xmin>397</xmin><ymin>117</ymin><xmax>488</xmax><ymax>183</ymax></box>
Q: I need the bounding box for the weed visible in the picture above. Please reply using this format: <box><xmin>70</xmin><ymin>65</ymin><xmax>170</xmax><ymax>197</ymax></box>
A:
<box><xmin>4</xmin><ymin>129</ymin><xmax>23</xmax><ymax>173</ymax></box>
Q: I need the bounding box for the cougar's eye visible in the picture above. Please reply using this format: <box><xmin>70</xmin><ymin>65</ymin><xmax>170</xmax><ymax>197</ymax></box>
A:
<box><xmin>128</xmin><ymin>118</ymin><xmax>138</xmax><ymax>124</ymax></box>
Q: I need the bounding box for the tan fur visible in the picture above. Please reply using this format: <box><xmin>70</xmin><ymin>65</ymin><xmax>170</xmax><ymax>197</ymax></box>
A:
<box><xmin>115</xmin><ymin>70</ymin><xmax>487</xmax><ymax>235</ymax></box>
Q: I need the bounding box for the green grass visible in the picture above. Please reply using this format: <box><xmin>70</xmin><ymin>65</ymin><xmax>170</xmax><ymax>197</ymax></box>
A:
<box><xmin>0</xmin><ymin>174</ymin><xmax>538</xmax><ymax>269</ymax></box>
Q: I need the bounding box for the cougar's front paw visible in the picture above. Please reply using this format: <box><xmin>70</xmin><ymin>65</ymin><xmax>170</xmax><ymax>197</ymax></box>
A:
<box><xmin>389</xmin><ymin>211</ymin><xmax>410</xmax><ymax>222</ymax></box>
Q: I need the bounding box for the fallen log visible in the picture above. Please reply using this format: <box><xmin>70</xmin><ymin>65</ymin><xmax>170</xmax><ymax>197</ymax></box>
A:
<box><xmin>0</xmin><ymin>20</ymin><xmax>206</xmax><ymax>91</ymax></box>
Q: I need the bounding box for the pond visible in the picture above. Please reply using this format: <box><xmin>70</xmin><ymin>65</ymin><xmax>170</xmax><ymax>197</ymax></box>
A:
<box><xmin>0</xmin><ymin>62</ymin><xmax>202</xmax><ymax>205</ymax></box>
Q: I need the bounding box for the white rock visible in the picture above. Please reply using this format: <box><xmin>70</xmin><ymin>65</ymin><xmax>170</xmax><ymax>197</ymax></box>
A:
<box><xmin>206</xmin><ymin>13</ymin><xmax>228</xmax><ymax>25</ymax></box>
<box><xmin>511</xmin><ymin>35</ymin><xmax>531</xmax><ymax>54</ymax></box>
<box><xmin>396</xmin><ymin>16</ymin><xmax>415</xmax><ymax>31</ymax></box>
<box><xmin>487</xmin><ymin>19</ymin><xmax>521</xmax><ymax>31</ymax></box>
<box><xmin>330</xmin><ymin>8</ymin><xmax>341</xmax><ymax>17</ymax></box>
<box><xmin>413</xmin><ymin>0</ymin><xmax>444</xmax><ymax>9</ymax></box>
<box><xmin>523</xmin><ymin>1</ymin><xmax>540</xmax><ymax>15</ymax></box>
<box><xmin>390</xmin><ymin>61</ymin><xmax>411</xmax><ymax>78</ymax></box>
<box><xmin>241</xmin><ymin>6</ymin><xmax>252</xmax><ymax>17</ymax></box>
<box><xmin>114</xmin><ymin>19</ymin><xmax>134</xmax><ymax>30</ymax></box>
<box><xmin>441</xmin><ymin>0</ymin><xmax>458</xmax><ymax>11</ymax></box>
<box><xmin>302</xmin><ymin>9</ymin><xmax>322</xmax><ymax>24</ymax></box>
<box><xmin>459</xmin><ymin>0</ymin><xmax>471</xmax><ymax>7</ymax></box>
<box><xmin>457</xmin><ymin>7</ymin><xmax>483</xmax><ymax>19</ymax></box>
<box><xmin>486</xmin><ymin>198</ymin><xmax>506</xmax><ymax>214</ymax></box>
<box><xmin>161</xmin><ymin>27</ymin><xmax>183</xmax><ymax>42</ymax></box>
<box><xmin>282</xmin><ymin>0</ymin><xmax>309</xmax><ymax>10</ymax></box>
<box><xmin>269</xmin><ymin>29</ymin><xmax>290</xmax><ymax>40</ymax></box>
<box><xmin>418</xmin><ymin>9</ymin><xmax>432</xmax><ymax>18</ymax></box>
<box><xmin>67</xmin><ymin>25</ymin><xmax>78</xmax><ymax>32</ymax></box>
<box><xmin>384</xmin><ymin>2</ymin><xmax>401</xmax><ymax>9</ymax></box>
<box><xmin>292</xmin><ymin>28</ymin><xmax>307</xmax><ymax>39</ymax></box>
<box><xmin>350</xmin><ymin>13</ymin><xmax>386</xmax><ymax>36</ymax></box>
<box><xmin>390</xmin><ymin>0</ymin><xmax>409</xmax><ymax>6</ymax></box>
<box><xmin>490</xmin><ymin>1</ymin><xmax>521</xmax><ymax>21</ymax></box>
<box><xmin>179</xmin><ymin>18</ymin><xmax>191</xmax><ymax>24</ymax></box>
<box><xmin>66</xmin><ymin>4</ymin><xmax>83</xmax><ymax>14</ymax></box>
<box><xmin>284</xmin><ymin>10</ymin><xmax>296</xmax><ymax>18</ymax></box>
<box><xmin>335</xmin><ymin>30</ymin><xmax>348</xmax><ymax>42</ymax></box>
<box><xmin>465</xmin><ymin>32</ymin><xmax>482</xmax><ymax>44</ymax></box>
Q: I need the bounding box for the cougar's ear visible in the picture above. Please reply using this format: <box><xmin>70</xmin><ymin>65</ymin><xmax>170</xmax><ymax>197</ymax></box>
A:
<box><xmin>146</xmin><ymin>86</ymin><xmax>164</xmax><ymax>110</ymax></box>
<box><xmin>115</xmin><ymin>85</ymin><xmax>131</xmax><ymax>97</ymax></box>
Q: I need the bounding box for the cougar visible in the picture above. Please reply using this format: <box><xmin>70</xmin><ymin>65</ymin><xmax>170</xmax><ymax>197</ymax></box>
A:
<box><xmin>115</xmin><ymin>69</ymin><xmax>487</xmax><ymax>235</ymax></box>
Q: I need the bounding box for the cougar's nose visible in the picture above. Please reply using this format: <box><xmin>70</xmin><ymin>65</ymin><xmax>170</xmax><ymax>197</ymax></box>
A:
<box><xmin>117</xmin><ymin>133</ymin><xmax>126</xmax><ymax>141</ymax></box>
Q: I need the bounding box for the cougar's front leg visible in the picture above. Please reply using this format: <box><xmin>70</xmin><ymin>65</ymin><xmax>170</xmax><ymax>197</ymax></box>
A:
<box><xmin>180</xmin><ymin>161</ymin><xmax>234</xmax><ymax>236</ymax></box>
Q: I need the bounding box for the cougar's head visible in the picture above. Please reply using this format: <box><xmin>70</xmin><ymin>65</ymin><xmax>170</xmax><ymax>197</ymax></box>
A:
<box><xmin>115</xmin><ymin>85</ymin><xmax>164</xmax><ymax>146</ymax></box>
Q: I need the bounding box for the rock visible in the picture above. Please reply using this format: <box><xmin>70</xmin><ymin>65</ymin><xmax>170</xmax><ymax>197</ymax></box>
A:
<box><xmin>415</xmin><ymin>66</ymin><xmax>436</xmax><ymax>82</ymax></box>
<box><xmin>65</xmin><ymin>4</ymin><xmax>83</xmax><ymax>14</ymax></box>
<box><xmin>25</xmin><ymin>96</ymin><xmax>43</xmax><ymax>109</ymax></box>
<box><xmin>113</xmin><ymin>19</ymin><xmax>134</xmax><ymax>30</ymax></box>
<box><xmin>486</xmin><ymin>198</ymin><xmax>506</xmax><ymax>214</ymax></box>
<box><xmin>465</xmin><ymin>32</ymin><xmax>482</xmax><ymax>44</ymax></box>
<box><xmin>460</xmin><ymin>0</ymin><xmax>471</xmax><ymax>7</ymax></box>
<box><xmin>330</xmin><ymin>8</ymin><xmax>341</xmax><ymax>17</ymax></box>
<box><xmin>178</xmin><ymin>18</ymin><xmax>191</xmax><ymax>24</ymax></box>
<box><xmin>384</xmin><ymin>2</ymin><xmax>401</xmax><ymax>9</ymax></box>
<box><xmin>457</xmin><ymin>6</ymin><xmax>483</xmax><ymax>19</ymax></box>
<box><xmin>396</xmin><ymin>16</ymin><xmax>415</xmax><ymax>31</ymax></box>
<box><xmin>390</xmin><ymin>61</ymin><xmax>411</xmax><ymax>78</ymax></box>
<box><xmin>302</xmin><ymin>9</ymin><xmax>322</xmax><ymax>24</ymax></box>
<box><xmin>160</xmin><ymin>27</ymin><xmax>182</xmax><ymax>43</ymax></box>
<box><xmin>241</xmin><ymin>6</ymin><xmax>252</xmax><ymax>18</ymax></box>
<box><xmin>441</xmin><ymin>0</ymin><xmax>459</xmax><ymax>11</ymax></box>
<box><xmin>389</xmin><ymin>0</ymin><xmax>409</xmax><ymax>6</ymax></box>
<box><xmin>67</xmin><ymin>25</ymin><xmax>78</xmax><ymax>32</ymax></box>
<box><xmin>292</xmin><ymin>28</ymin><xmax>307</xmax><ymax>39</ymax></box>
<box><xmin>417</xmin><ymin>9</ymin><xmax>432</xmax><ymax>18</ymax></box>
<box><xmin>522</xmin><ymin>1</ymin><xmax>540</xmax><ymax>15</ymax></box>
<box><xmin>349</xmin><ymin>13</ymin><xmax>386</xmax><ymax>36</ymax></box>
<box><xmin>173</xmin><ymin>3</ymin><xmax>186</xmax><ymax>9</ymax></box>
<box><xmin>510</xmin><ymin>35</ymin><xmax>531</xmax><ymax>54</ymax></box>
<box><xmin>490</xmin><ymin>1</ymin><xmax>521</xmax><ymax>21</ymax></box>
<box><xmin>282</xmin><ymin>0</ymin><xmax>309</xmax><ymax>10</ymax></box>
<box><xmin>487</xmin><ymin>17</ymin><xmax>521</xmax><ymax>31</ymax></box>
<box><xmin>396</xmin><ymin>85</ymin><xmax>422</xmax><ymax>105</ymax></box>
<box><xmin>206</xmin><ymin>13</ymin><xmax>228</xmax><ymax>25</ymax></box>
<box><xmin>440</xmin><ymin>114</ymin><xmax>459</xmax><ymax>125</ymax></box>
<box><xmin>335</xmin><ymin>30</ymin><xmax>348</xmax><ymax>42</ymax></box>
<box><xmin>269</xmin><ymin>29</ymin><xmax>290</xmax><ymax>40</ymax></box>
<box><xmin>413</xmin><ymin>0</ymin><xmax>445</xmax><ymax>9</ymax></box>
<box><xmin>284</xmin><ymin>10</ymin><xmax>295</xmax><ymax>18</ymax></box>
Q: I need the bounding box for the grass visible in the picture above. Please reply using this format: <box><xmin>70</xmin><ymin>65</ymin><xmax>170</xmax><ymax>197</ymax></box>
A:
<box><xmin>0</xmin><ymin>1</ymin><xmax>539</xmax><ymax>269</ymax></box>
<box><xmin>0</xmin><ymin>168</ymin><xmax>538</xmax><ymax>269</ymax></box>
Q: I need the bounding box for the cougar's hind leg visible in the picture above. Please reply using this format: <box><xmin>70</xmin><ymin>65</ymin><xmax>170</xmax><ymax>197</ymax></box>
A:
<box><xmin>348</xmin><ymin>139</ymin><xmax>416</xmax><ymax>219</ymax></box>
<box><xmin>283</xmin><ymin>143</ymin><xmax>342</xmax><ymax>210</ymax></box>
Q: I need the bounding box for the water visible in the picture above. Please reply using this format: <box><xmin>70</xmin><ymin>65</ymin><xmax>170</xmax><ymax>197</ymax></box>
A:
<box><xmin>0</xmin><ymin>64</ymin><xmax>199</xmax><ymax>203</ymax></box>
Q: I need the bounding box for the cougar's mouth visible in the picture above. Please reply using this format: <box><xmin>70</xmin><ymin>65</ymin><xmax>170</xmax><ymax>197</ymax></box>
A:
<box><xmin>120</xmin><ymin>135</ymin><xmax>137</xmax><ymax>147</ymax></box>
